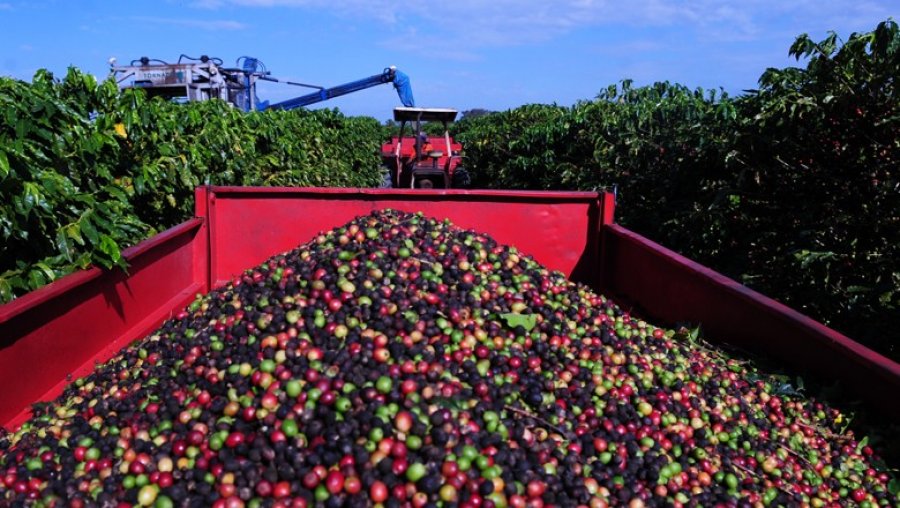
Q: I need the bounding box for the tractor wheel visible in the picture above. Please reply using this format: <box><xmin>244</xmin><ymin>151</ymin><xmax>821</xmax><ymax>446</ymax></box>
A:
<box><xmin>452</xmin><ymin>167</ymin><xmax>471</xmax><ymax>189</ymax></box>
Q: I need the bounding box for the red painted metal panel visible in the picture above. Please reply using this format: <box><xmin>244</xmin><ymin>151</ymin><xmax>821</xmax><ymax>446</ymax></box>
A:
<box><xmin>200</xmin><ymin>187</ymin><xmax>608</xmax><ymax>290</ymax></box>
<box><xmin>0</xmin><ymin>219</ymin><xmax>208</xmax><ymax>430</ymax></box>
<box><xmin>599</xmin><ymin>224</ymin><xmax>900</xmax><ymax>419</ymax></box>
<box><xmin>381</xmin><ymin>137</ymin><xmax>463</xmax><ymax>158</ymax></box>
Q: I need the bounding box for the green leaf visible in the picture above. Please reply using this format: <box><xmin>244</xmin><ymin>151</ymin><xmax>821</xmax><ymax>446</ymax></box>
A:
<box><xmin>889</xmin><ymin>479</ymin><xmax>900</xmax><ymax>496</ymax></box>
<box><xmin>856</xmin><ymin>436</ymin><xmax>869</xmax><ymax>454</ymax></box>
<box><xmin>55</xmin><ymin>229</ymin><xmax>73</xmax><ymax>262</ymax></box>
<box><xmin>500</xmin><ymin>313</ymin><xmax>537</xmax><ymax>332</ymax></box>
<box><xmin>0</xmin><ymin>277</ymin><xmax>13</xmax><ymax>302</ymax></box>
<box><xmin>0</xmin><ymin>150</ymin><xmax>9</xmax><ymax>180</ymax></box>
<box><xmin>64</xmin><ymin>223</ymin><xmax>85</xmax><ymax>246</ymax></box>
<box><xmin>89</xmin><ymin>209</ymin><xmax>112</xmax><ymax>230</ymax></box>
<box><xmin>80</xmin><ymin>215</ymin><xmax>99</xmax><ymax>244</ymax></box>
<box><xmin>20</xmin><ymin>182</ymin><xmax>44</xmax><ymax>213</ymax></box>
<box><xmin>33</xmin><ymin>262</ymin><xmax>56</xmax><ymax>283</ymax></box>
<box><xmin>97</xmin><ymin>235</ymin><xmax>122</xmax><ymax>265</ymax></box>
<box><xmin>134</xmin><ymin>174</ymin><xmax>145</xmax><ymax>194</ymax></box>
<box><xmin>689</xmin><ymin>326</ymin><xmax>701</xmax><ymax>342</ymax></box>
<box><xmin>104</xmin><ymin>184</ymin><xmax>129</xmax><ymax>202</ymax></box>
<box><xmin>27</xmin><ymin>267</ymin><xmax>47</xmax><ymax>288</ymax></box>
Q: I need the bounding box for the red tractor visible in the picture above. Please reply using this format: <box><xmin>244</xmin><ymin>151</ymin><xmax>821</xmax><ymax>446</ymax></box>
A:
<box><xmin>381</xmin><ymin>107</ymin><xmax>469</xmax><ymax>189</ymax></box>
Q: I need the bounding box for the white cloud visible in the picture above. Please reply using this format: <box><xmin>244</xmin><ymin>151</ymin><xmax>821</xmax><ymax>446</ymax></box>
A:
<box><xmin>188</xmin><ymin>1</ymin><xmax>894</xmax><ymax>58</ymax></box>
<box><xmin>130</xmin><ymin>16</ymin><xmax>246</xmax><ymax>31</ymax></box>
<box><xmin>592</xmin><ymin>39</ymin><xmax>667</xmax><ymax>56</ymax></box>
<box><xmin>191</xmin><ymin>0</ymin><xmax>223</xmax><ymax>8</ymax></box>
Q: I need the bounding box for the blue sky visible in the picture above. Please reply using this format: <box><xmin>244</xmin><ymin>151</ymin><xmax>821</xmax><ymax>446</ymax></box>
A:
<box><xmin>0</xmin><ymin>1</ymin><xmax>896</xmax><ymax>120</ymax></box>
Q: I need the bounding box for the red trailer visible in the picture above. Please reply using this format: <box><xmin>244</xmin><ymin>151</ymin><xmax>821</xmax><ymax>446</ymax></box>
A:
<box><xmin>1</xmin><ymin>187</ymin><xmax>898</xmax><ymax>431</ymax></box>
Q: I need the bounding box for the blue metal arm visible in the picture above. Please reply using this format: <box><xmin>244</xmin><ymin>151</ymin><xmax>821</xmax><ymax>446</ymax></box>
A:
<box><xmin>266</xmin><ymin>68</ymin><xmax>414</xmax><ymax>110</ymax></box>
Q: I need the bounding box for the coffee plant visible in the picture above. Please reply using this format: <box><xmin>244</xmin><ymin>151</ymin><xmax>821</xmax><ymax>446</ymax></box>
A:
<box><xmin>455</xmin><ymin>20</ymin><xmax>899</xmax><ymax>363</ymax></box>
<box><xmin>0</xmin><ymin>70</ymin><xmax>387</xmax><ymax>302</ymax></box>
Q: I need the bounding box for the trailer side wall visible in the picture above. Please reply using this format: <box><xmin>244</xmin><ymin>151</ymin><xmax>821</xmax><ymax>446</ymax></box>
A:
<box><xmin>199</xmin><ymin>187</ymin><xmax>605</xmax><ymax>290</ymax></box>
<box><xmin>598</xmin><ymin>224</ymin><xmax>900</xmax><ymax>417</ymax></box>
<box><xmin>0</xmin><ymin>219</ymin><xmax>208</xmax><ymax>429</ymax></box>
